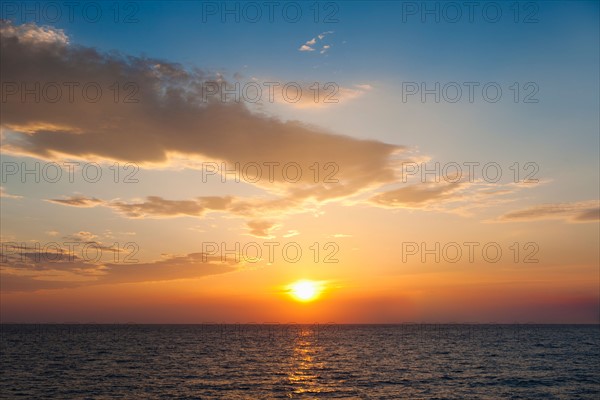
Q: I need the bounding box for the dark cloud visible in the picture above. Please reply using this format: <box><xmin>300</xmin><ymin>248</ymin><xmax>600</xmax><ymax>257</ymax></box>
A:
<box><xmin>1</xmin><ymin>245</ymin><xmax>237</xmax><ymax>292</ymax></box>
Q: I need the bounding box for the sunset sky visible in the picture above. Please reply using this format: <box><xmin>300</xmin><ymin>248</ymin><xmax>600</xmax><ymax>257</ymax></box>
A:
<box><xmin>1</xmin><ymin>1</ymin><xmax>598</xmax><ymax>323</ymax></box>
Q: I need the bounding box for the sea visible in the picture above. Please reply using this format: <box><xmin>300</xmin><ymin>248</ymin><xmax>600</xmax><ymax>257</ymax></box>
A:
<box><xmin>1</xmin><ymin>324</ymin><xmax>599</xmax><ymax>399</ymax></box>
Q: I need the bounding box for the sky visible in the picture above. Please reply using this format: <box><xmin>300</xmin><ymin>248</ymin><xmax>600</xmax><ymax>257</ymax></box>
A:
<box><xmin>0</xmin><ymin>0</ymin><xmax>598</xmax><ymax>323</ymax></box>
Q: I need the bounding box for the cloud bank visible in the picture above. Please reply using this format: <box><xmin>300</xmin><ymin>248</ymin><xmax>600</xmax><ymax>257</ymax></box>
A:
<box><xmin>1</xmin><ymin>21</ymin><xmax>404</xmax><ymax>209</ymax></box>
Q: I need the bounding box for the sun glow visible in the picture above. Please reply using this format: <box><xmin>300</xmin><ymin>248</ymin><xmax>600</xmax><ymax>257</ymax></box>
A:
<box><xmin>289</xmin><ymin>280</ymin><xmax>322</xmax><ymax>302</ymax></box>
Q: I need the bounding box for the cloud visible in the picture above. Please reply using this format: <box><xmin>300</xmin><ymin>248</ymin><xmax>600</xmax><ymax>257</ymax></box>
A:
<box><xmin>262</xmin><ymin>81</ymin><xmax>371</xmax><ymax>109</ymax></box>
<box><xmin>0</xmin><ymin>247</ymin><xmax>237</xmax><ymax>292</ymax></box>
<box><xmin>496</xmin><ymin>201</ymin><xmax>600</xmax><ymax>223</ymax></box>
<box><xmin>299</xmin><ymin>31</ymin><xmax>334</xmax><ymax>53</ymax></box>
<box><xmin>299</xmin><ymin>44</ymin><xmax>315</xmax><ymax>52</ymax></box>
<box><xmin>0</xmin><ymin>22</ymin><xmax>68</xmax><ymax>45</ymax></box>
<box><xmin>0</xmin><ymin>186</ymin><xmax>22</xmax><ymax>199</ymax></box>
<box><xmin>320</xmin><ymin>45</ymin><xmax>331</xmax><ymax>54</ymax></box>
<box><xmin>46</xmin><ymin>181</ymin><xmax>529</xmax><ymax>223</ymax></box>
<box><xmin>110</xmin><ymin>196</ymin><xmax>234</xmax><ymax>218</ymax></box>
<box><xmin>368</xmin><ymin>179</ymin><xmax>529</xmax><ymax>217</ymax></box>
<box><xmin>318</xmin><ymin>31</ymin><xmax>334</xmax><ymax>40</ymax></box>
<box><xmin>63</xmin><ymin>231</ymin><xmax>98</xmax><ymax>242</ymax></box>
<box><xmin>47</xmin><ymin>195</ymin><xmax>306</xmax><ymax>223</ymax></box>
<box><xmin>246</xmin><ymin>220</ymin><xmax>278</xmax><ymax>238</ymax></box>
<box><xmin>47</xmin><ymin>196</ymin><xmax>104</xmax><ymax>207</ymax></box>
<box><xmin>1</xmin><ymin>21</ymin><xmax>405</xmax><ymax>211</ymax></box>
<box><xmin>8</xmin><ymin>23</ymin><xmax>530</xmax><ymax>226</ymax></box>
<box><xmin>573</xmin><ymin>208</ymin><xmax>600</xmax><ymax>222</ymax></box>
<box><xmin>370</xmin><ymin>182</ymin><xmax>464</xmax><ymax>208</ymax></box>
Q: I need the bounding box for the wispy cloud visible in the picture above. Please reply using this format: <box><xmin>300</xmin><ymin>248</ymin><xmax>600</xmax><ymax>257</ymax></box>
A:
<box><xmin>371</xmin><ymin>182</ymin><xmax>463</xmax><ymax>207</ymax></box>
<box><xmin>0</xmin><ymin>248</ymin><xmax>237</xmax><ymax>292</ymax></box>
<box><xmin>0</xmin><ymin>186</ymin><xmax>22</xmax><ymax>199</ymax></box>
<box><xmin>47</xmin><ymin>195</ymin><xmax>318</xmax><ymax>225</ymax></box>
<box><xmin>63</xmin><ymin>231</ymin><xmax>98</xmax><ymax>242</ymax></box>
<box><xmin>48</xmin><ymin>196</ymin><xmax>103</xmax><ymax>207</ymax></box>
<box><xmin>496</xmin><ymin>201</ymin><xmax>600</xmax><ymax>223</ymax></box>
<box><xmin>368</xmin><ymin>178</ymin><xmax>533</xmax><ymax>217</ymax></box>
<box><xmin>257</xmin><ymin>80</ymin><xmax>372</xmax><ymax>109</ymax></box>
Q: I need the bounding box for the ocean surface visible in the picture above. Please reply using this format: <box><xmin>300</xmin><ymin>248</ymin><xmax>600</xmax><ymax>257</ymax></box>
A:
<box><xmin>1</xmin><ymin>324</ymin><xmax>598</xmax><ymax>399</ymax></box>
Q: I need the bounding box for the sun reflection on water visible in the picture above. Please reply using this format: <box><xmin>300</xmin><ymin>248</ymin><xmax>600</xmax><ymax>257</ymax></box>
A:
<box><xmin>286</xmin><ymin>327</ymin><xmax>325</xmax><ymax>396</ymax></box>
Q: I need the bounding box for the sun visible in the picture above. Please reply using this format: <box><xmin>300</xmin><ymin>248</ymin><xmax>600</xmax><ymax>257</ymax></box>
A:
<box><xmin>289</xmin><ymin>280</ymin><xmax>321</xmax><ymax>302</ymax></box>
